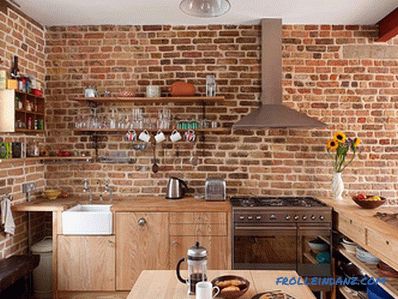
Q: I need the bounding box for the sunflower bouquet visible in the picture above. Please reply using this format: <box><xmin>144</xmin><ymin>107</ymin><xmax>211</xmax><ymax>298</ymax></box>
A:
<box><xmin>326</xmin><ymin>131</ymin><xmax>361</xmax><ymax>173</ymax></box>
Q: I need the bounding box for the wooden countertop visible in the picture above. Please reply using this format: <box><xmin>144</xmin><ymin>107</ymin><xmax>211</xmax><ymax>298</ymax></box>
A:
<box><xmin>12</xmin><ymin>196</ymin><xmax>231</xmax><ymax>213</ymax></box>
<box><xmin>127</xmin><ymin>270</ymin><xmax>316</xmax><ymax>299</ymax></box>
<box><xmin>318</xmin><ymin>197</ymin><xmax>398</xmax><ymax>242</ymax></box>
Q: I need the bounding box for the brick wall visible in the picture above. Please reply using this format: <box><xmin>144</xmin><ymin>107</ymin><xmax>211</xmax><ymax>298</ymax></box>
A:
<box><xmin>0</xmin><ymin>7</ymin><xmax>47</xmax><ymax>258</ymax></box>
<box><xmin>44</xmin><ymin>24</ymin><xmax>398</xmax><ymax>204</ymax></box>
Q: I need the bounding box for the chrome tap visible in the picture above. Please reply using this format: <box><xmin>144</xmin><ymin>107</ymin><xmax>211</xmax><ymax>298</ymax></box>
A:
<box><xmin>104</xmin><ymin>179</ymin><xmax>113</xmax><ymax>201</ymax></box>
<box><xmin>83</xmin><ymin>179</ymin><xmax>92</xmax><ymax>202</ymax></box>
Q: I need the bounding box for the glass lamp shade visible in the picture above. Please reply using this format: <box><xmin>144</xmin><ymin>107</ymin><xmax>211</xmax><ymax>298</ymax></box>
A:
<box><xmin>179</xmin><ymin>0</ymin><xmax>231</xmax><ymax>17</ymax></box>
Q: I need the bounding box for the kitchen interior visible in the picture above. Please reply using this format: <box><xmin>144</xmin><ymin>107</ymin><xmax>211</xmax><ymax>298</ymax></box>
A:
<box><xmin>0</xmin><ymin>0</ymin><xmax>397</xmax><ymax>299</ymax></box>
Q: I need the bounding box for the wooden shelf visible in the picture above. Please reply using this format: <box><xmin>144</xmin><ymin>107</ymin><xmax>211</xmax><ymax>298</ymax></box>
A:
<box><xmin>16</xmin><ymin>90</ymin><xmax>44</xmax><ymax>100</ymax></box>
<box><xmin>0</xmin><ymin>156</ymin><xmax>92</xmax><ymax>163</ymax></box>
<box><xmin>303</xmin><ymin>252</ymin><xmax>318</xmax><ymax>264</ymax></box>
<box><xmin>338</xmin><ymin>286</ymin><xmax>366</xmax><ymax>299</ymax></box>
<box><xmin>74</xmin><ymin>128</ymin><xmax>229</xmax><ymax>134</ymax></box>
<box><xmin>71</xmin><ymin>96</ymin><xmax>224</xmax><ymax>104</ymax></box>
<box><xmin>339</xmin><ymin>247</ymin><xmax>398</xmax><ymax>298</ymax></box>
<box><xmin>14</xmin><ymin>129</ymin><xmax>45</xmax><ymax>134</ymax></box>
<box><xmin>15</xmin><ymin>109</ymin><xmax>45</xmax><ymax>116</ymax></box>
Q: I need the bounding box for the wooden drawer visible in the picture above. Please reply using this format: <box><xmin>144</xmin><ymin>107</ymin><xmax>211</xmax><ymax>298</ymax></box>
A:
<box><xmin>170</xmin><ymin>212</ymin><xmax>226</xmax><ymax>224</ymax></box>
<box><xmin>367</xmin><ymin>228</ymin><xmax>398</xmax><ymax>266</ymax></box>
<box><xmin>337</xmin><ymin>213</ymin><xmax>366</xmax><ymax>245</ymax></box>
<box><xmin>169</xmin><ymin>223</ymin><xmax>227</xmax><ymax>236</ymax></box>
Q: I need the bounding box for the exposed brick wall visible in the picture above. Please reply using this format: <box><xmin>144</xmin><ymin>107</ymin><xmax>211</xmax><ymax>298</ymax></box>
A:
<box><xmin>0</xmin><ymin>7</ymin><xmax>47</xmax><ymax>258</ymax></box>
<box><xmin>44</xmin><ymin>24</ymin><xmax>398</xmax><ymax>205</ymax></box>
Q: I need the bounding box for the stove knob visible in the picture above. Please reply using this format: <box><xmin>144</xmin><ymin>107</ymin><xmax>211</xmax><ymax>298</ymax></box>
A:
<box><xmin>294</xmin><ymin>215</ymin><xmax>299</xmax><ymax>221</ymax></box>
<box><xmin>247</xmin><ymin>216</ymin><xmax>253</xmax><ymax>220</ymax></box>
<box><xmin>311</xmin><ymin>215</ymin><xmax>316</xmax><ymax>220</ymax></box>
<box><xmin>270</xmin><ymin>214</ymin><xmax>277</xmax><ymax>220</ymax></box>
<box><xmin>285</xmin><ymin>215</ymin><xmax>291</xmax><ymax>220</ymax></box>
<box><xmin>239</xmin><ymin>216</ymin><xmax>245</xmax><ymax>220</ymax></box>
<box><xmin>302</xmin><ymin>215</ymin><xmax>307</xmax><ymax>220</ymax></box>
<box><xmin>256</xmin><ymin>216</ymin><xmax>262</xmax><ymax>220</ymax></box>
<box><xmin>320</xmin><ymin>215</ymin><xmax>325</xmax><ymax>221</ymax></box>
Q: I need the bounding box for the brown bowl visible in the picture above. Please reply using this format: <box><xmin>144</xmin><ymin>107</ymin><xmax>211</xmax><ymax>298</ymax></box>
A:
<box><xmin>211</xmin><ymin>275</ymin><xmax>250</xmax><ymax>299</ymax></box>
<box><xmin>352</xmin><ymin>195</ymin><xmax>386</xmax><ymax>209</ymax></box>
<box><xmin>377</xmin><ymin>261</ymin><xmax>398</xmax><ymax>278</ymax></box>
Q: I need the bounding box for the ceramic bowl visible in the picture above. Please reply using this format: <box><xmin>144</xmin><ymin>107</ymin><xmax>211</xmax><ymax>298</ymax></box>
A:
<box><xmin>356</xmin><ymin>247</ymin><xmax>380</xmax><ymax>264</ymax></box>
<box><xmin>44</xmin><ymin>189</ymin><xmax>61</xmax><ymax>200</ymax></box>
<box><xmin>308</xmin><ymin>239</ymin><xmax>329</xmax><ymax>253</ymax></box>
<box><xmin>211</xmin><ymin>275</ymin><xmax>250</xmax><ymax>299</ymax></box>
<box><xmin>352</xmin><ymin>195</ymin><xmax>386</xmax><ymax>209</ymax></box>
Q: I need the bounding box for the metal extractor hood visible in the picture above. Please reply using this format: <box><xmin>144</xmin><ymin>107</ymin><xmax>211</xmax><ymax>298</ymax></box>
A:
<box><xmin>233</xmin><ymin>19</ymin><xmax>326</xmax><ymax>129</ymax></box>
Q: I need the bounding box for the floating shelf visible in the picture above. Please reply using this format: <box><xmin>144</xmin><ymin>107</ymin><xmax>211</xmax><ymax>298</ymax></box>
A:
<box><xmin>339</xmin><ymin>247</ymin><xmax>398</xmax><ymax>298</ymax></box>
<box><xmin>0</xmin><ymin>156</ymin><xmax>92</xmax><ymax>163</ymax></box>
<box><xmin>74</xmin><ymin>128</ymin><xmax>229</xmax><ymax>134</ymax></box>
<box><xmin>71</xmin><ymin>96</ymin><xmax>224</xmax><ymax>104</ymax></box>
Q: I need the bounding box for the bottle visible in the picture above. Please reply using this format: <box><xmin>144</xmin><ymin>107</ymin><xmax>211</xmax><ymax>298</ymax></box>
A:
<box><xmin>206</xmin><ymin>75</ymin><xmax>216</xmax><ymax>97</ymax></box>
<box><xmin>10</xmin><ymin>56</ymin><xmax>20</xmax><ymax>79</ymax></box>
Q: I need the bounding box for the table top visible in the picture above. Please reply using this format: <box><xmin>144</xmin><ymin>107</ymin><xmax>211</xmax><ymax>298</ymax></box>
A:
<box><xmin>127</xmin><ymin>270</ymin><xmax>316</xmax><ymax>299</ymax></box>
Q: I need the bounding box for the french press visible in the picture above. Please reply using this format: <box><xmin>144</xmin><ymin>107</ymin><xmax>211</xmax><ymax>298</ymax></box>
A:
<box><xmin>176</xmin><ymin>241</ymin><xmax>208</xmax><ymax>295</ymax></box>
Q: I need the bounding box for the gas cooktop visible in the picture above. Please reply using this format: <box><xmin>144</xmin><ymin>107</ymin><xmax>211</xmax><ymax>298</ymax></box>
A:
<box><xmin>230</xmin><ymin>196</ymin><xmax>326</xmax><ymax>208</ymax></box>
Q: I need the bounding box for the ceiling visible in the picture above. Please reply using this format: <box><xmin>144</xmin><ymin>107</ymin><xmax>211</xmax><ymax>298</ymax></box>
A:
<box><xmin>15</xmin><ymin>0</ymin><xmax>397</xmax><ymax>26</ymax></box>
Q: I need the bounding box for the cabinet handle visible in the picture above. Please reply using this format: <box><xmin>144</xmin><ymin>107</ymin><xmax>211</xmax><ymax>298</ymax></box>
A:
<box><xmin>386</xmin><ymin>240</ymin><xmax>390</xmax><ymax>245</ymax></box>
<box><xmin>138</xmin><ymin>218</ymin><xmax>147</xmax><ymax>226</ymax></box>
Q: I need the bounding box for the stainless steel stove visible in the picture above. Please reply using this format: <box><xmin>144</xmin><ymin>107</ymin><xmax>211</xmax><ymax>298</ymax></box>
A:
<box><xmin>231</xmin><ymin>196</ymin><xmax>332</xmax><ymax>223</ymax></box>
<box><xmin>231</xmin><ymin>196</ymin><xmax>332</xmax><ymax>278</ymax></box>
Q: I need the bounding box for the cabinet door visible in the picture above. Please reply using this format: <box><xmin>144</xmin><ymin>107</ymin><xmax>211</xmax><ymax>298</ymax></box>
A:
<box><xmin>57</xmin><ymin>236</ymin><xmax>115</xmax><ymax>291</ymax></box>
<box><xmin>116</xmin><ymin>212</ymin><xmax>169</xmax><ymax>290</ymax></box>
<box><xmin>170</xmin><ymin>236</ymin><xmax>229</xmax><ymax>270</ymax></box>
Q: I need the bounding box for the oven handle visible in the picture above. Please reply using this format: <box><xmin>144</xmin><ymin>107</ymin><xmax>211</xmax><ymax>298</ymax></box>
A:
<box><xmin>234</xmin><ymin>226</ymin><xmax>297</xmax><ymax>237</ymax></box>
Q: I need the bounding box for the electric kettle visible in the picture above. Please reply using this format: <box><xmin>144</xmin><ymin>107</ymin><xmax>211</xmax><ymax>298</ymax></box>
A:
<box><xmin>166</xmin><ymin>177</ymin><xmax>188</xmax><ymax>199</ymax></box>
<box><xmin>176</xmin><ymin>242</ymin><xmax>208</xmax><ymax>295</ymax></box>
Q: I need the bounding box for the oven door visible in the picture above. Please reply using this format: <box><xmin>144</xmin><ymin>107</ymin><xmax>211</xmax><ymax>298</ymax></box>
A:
<box><xmin>297</xmin><ymin>225</ymin><xmax>332</xmax><ymax>277</ymax></box>
<box><xmin>233</xmin><ymin>225</ymin><xmax>297</xmax><ymax>270</ymax></box>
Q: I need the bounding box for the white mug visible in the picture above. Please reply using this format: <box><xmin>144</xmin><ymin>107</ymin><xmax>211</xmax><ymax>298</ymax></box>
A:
<box><xmin>138</xmin><ymin>129</ymin><xmax>151</xmax><ymax>143</ymax></box>
<box><xmin>196</xmin><ymin>281</ymin><xmax>220</xmax><ymax>299</ymax></box>
<box><xmin>146</xmin><ymin>85</ymin><xmax>161</xmax><ymax>98</ymax></box>
<box><xmin>154</xmin><ymin>130</ymin><xmax>166</xmax><ymax>143</ymax></box>
<box><xmin>170</xmin><ymin>129</ymin><xmax>182</xmax><ymax>143</ymax></box>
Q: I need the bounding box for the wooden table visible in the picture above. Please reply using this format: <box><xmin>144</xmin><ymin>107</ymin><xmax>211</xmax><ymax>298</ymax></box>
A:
<box><xmin>128</xmin><ymin>270</ymin><xmax>316</xmax><ymax>299</ymax></box>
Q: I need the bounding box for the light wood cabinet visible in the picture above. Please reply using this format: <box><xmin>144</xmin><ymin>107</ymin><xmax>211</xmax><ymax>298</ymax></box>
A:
<box><xmin>115</xmin><ymin>212</ymin><xmax>169</xmax><ymax>291</ymax></box>
<box><xmin>336</xmin><ymin>213</ymin><xmax>366</xmax><ymax>245</ymax></box>
<box><xmin>170</xmin><ymin>236</ymin><xmax>229</xmax><ymax>270</ymax></box>
<box><xmin>57</xmin><ymin>236</ymin><xmax>115</xmax><ymax>291</ymax></box>
<box><xmin>169</xmin><ymin>212</ymin><xmax>230</xmax><ymax>270</ymax></box>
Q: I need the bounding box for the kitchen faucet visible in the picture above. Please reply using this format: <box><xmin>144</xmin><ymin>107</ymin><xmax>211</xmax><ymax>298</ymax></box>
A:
<box><xmin>104</xmin><ymin>179</ymin><xmax>113</xmax><ymax>201</ymax></box>
<box><xmin>83</xmin><ymin>179</ymin><xmax>93</xmax><ymax>202</ymax></box>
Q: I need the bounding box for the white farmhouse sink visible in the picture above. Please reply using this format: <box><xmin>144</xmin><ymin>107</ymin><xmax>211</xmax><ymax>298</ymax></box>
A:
<box><xmin>62</xmin><ymin>204</ymin><xmax>112</xmax><ymax>235</ymax></box>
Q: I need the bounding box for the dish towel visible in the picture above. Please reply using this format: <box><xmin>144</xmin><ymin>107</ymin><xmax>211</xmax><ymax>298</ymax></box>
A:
<box><xmin>1</xmin><ymin>197</ymin><xmax>15</xmax><ymax>235</ymax></box>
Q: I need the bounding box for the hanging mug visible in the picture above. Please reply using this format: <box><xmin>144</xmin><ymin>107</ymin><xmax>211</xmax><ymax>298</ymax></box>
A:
<box><xmin>184</xmin><ymin>129</ymin><xmax>196</xmax><ymax>143</ymax></box>
<box><xmin>138</xmin><ymin>129</ymin><xmax>151</xmax><ymax>143</ymax></box>
<box><xmin>154</xmin><ymin>130</ymin><xmax>166</xmax><ymax>143</ymax></box>
<box><xmin>125</xmin><ymin>130</ymin><xmax>137</xmax><ymax>142</ymax></box>
<box><xmin>170</xmin><ymin>129</ymin><xmax>182</xmax><ymax>143</ymax></box>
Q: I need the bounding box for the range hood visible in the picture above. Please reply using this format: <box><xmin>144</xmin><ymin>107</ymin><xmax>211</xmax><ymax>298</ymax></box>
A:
<box><xmin>233</xmin><ymin>19</ymin><xmax>326</xmax><ymax>129</ymax></box>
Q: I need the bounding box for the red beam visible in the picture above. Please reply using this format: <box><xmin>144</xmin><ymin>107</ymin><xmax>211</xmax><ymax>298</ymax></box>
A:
<box><xmin>377</xmin><ymin>7</ymin><xmax>398</xmax><ymax>42</ymax></box>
